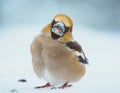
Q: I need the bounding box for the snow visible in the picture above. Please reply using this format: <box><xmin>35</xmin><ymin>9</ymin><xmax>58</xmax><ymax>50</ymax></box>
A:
<box><xmin>0</xmin><ymin>25</ymin><xmax>120</xmax><ymax>93</ymax></box>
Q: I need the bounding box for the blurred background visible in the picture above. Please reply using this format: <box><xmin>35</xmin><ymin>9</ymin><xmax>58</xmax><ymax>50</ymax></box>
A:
<box><xmin>0</xmin><ymin>0</ymin><xmax>120</xmax><ymax>30</ymax></box>
<box><xmin>0</xmin><ymin>0</ymin><xmax>120</xmax><ymax>93</ymax></box>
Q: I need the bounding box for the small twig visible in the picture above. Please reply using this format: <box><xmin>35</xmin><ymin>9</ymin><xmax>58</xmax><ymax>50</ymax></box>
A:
<box><xmin>18</xmin><ymin>79</ymin><xmax>27</xmax><ymax>83</ymax></box>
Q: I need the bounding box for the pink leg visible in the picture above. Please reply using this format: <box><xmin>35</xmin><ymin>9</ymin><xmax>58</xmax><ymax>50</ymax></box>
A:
<box><xmin>35</xmin><ymin>83</ymin><xmax>52</xmax><ymax>89</ymax></box>
<box><xmin>58</xmin><ymin>82</ymin><xmax>72</xmax><ymax>89</ymax></box>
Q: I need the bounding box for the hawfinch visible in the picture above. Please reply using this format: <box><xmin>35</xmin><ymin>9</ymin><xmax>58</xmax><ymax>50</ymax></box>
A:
<box><xmin>31</xmin><ymin>14</ymin><xmax>88</xmax><ymax>89</ymax></box>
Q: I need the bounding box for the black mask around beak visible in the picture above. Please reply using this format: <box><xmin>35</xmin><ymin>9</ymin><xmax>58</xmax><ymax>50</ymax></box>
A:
<box><xmin>51</xmin><ymin>32</ymin><xmax>61</xmax><ymax>39</ymax></box>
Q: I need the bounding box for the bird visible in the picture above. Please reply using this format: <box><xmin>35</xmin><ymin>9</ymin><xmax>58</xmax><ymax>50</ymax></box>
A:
<box><xmin>31</xmin><ymin>14</ymin><xmax>88</xmax><ymax>89</ymax></box>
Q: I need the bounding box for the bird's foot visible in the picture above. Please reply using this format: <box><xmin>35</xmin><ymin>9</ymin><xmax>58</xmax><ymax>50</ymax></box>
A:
<box><xmin>35</xmin><ymin>83</ymin><xmax>52</xmax><ymax>89</ymax></box>
<box><xmin>58</xmin><ymin>82</ymin><xmax>72</xmax><ymax>89</ymax></box>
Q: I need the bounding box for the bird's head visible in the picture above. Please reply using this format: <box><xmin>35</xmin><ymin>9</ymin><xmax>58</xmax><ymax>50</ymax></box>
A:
<box><xmin>51</xmin><ymin>14</ymin><xmax>73</xmax><ymax>42</ymax></box>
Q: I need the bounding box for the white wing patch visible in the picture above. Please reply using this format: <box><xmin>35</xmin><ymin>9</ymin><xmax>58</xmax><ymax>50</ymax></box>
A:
<box><xmin>76</xmin><ymin>51</ymin><xmax>85</xmax><ymax>59</ymax></box>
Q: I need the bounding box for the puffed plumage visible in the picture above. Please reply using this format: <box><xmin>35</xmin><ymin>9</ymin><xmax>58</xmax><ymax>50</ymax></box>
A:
<box><xmin>31</xmin><ymin>14</ymin><xmax>88</xmax><ymax>88</ymax></box>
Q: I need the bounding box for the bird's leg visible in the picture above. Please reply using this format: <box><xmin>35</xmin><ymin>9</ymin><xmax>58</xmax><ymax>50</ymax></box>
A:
<box><xmin>58</xmin><ymin>82</ymin><xmax>72</xmax><ymax>89</ymax></box>
<box><xmin>35</xmin><ymin>83</ymin><xmax>52</xmax><ymax>89</ymax></box>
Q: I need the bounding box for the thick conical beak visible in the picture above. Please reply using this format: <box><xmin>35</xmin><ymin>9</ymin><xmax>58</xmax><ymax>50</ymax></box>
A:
<box><xmin>52</xmin><ymin>26</ymin><xmax>64</xmax><ymax>36</ymax></box>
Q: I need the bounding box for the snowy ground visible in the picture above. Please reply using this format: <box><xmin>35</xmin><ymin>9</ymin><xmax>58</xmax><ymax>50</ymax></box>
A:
<box><xmin>0</xmin><ymin>25</ymin><xmax>120</xmax><ymax>93</ymax></box>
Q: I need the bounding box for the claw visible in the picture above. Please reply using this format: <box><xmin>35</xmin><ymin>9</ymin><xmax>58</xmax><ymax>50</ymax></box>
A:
<box><xmin>58</xmin><ymin>82</ymin><xmax>72</xmax><ymax>89</ymax></box>
<box><xmin>35</xmin><ymin>83</ymin><xmax>51</xmax><ymax>89</ymax></box>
